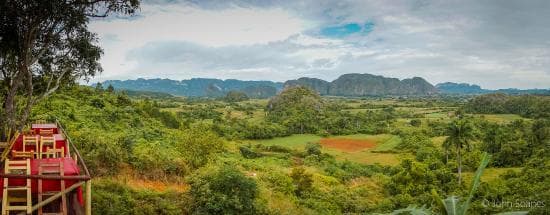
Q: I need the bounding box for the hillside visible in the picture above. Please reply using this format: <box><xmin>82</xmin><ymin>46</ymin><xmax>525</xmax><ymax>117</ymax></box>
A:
<box><xmin>101</xmin><ymin>78</ymin><xmax>283</xmax><ymax>98</ymax></box>
<box><xmin>435</xmin><ymin>82</ymin><xmax>488</xmax><ymax>94</ymax></box>
<box><xmin>285</xmin><ymin>73</ymin><xmax>438</xmax><ymax>96</ymax></box>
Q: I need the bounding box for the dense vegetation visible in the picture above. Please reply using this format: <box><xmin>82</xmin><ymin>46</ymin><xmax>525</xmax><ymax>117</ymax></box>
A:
<box><xmin>28</xmin><ymin>85</ymin><xmax>549</xmax><ymax>214</ymax></box>
<box><xmin>463</xmin><ymin>93</ymin><xmax>550</xmax><ymax>118</ymax></box>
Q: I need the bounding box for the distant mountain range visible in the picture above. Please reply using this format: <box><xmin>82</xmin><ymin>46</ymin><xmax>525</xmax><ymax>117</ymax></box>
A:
<box><xmin>435</xmin><ymin>82</ymin><xmax>550</xmax><ymax>95</ymax></box>
<box><xmin>99</xmin><ymin>74</ymin><xmax>549</xmax><ymax>97</ymax></box>
<box><xmin>102</xmin><ymin>78</ymin><xmax>283</xmax><ymax>98</ymax></box>
<box><xmin>285</xmin><ymin>74</ymin><xmax>438</xmax><ymax>96</ymax></box>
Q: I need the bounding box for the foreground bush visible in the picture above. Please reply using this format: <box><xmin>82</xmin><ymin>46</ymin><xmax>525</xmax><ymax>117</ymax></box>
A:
<box><xmin>92</xmin><ymin>179</ymin><xmax>188</xmax><ymax>215</ymax></box>
<box><xmin>189</xmin><ymin>165</ymin><xmax>260</xmax><ymax>214</ymax></box>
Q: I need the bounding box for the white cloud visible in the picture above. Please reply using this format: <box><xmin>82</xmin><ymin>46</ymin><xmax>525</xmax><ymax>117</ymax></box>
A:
<box><xmin>88</xmin><ymin>3</ymin><xmax>310</xmax><ymax>81</ymax></box>
<box><xmin>87</xmin><ymin>0</ymin><xmax>550</xmax><ymax>89</ymax></box>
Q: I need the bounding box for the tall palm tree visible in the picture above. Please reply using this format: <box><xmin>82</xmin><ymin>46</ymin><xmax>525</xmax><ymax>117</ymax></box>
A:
<box><xmin>445</xmin><ymin>119</ymin><xmax>475</xmax><ymax>185</ymax></box>
<box><xmin>442</xmin><ymin>138</ymin><xmax>452</xmax><ymax>164</ymax></box>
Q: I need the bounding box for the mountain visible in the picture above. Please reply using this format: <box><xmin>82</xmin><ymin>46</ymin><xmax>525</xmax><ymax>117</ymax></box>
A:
<box><xmin>284</xmin><ymin>73</ymin><xmax>438</xmax><ymax>96</ymax></box>
<box><xmin>284</xmin><ymin>77</ymin><xmax>330</xmax><ymax>95</ymax></box>
<box><xmin>101</xmin><ymin>78</ymin><xmax>283</xmax><ymax>98</ymax></box>
<box><xmin>436</xmin><ymin>82</ymin><xmax>550</xmax><ymax>95</ymax></box>
<box><xmin>121</xmin><ymin>89</ymin><xmax>175</xmax><ymax>99</ymax></box>
<box><xmin>435</xmin><ymin>82</ymin><xmax>488</xmax><ymax>94</ymax></box>
<box><xmin>100</xmin><ymin>75</ymin><xmax>548</xmax><ymax>98</ymax></box>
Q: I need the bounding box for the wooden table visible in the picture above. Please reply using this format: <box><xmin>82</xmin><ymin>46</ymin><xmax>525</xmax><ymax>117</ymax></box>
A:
<box><xmin>0</xmin><ymin>158</ymin><xmax>81</xmax><ymax>194</ymax></box>
<box><xmin>31</xmin><ymin>123</ymin><xmax>58</xmax><ymax>134</ymax></box>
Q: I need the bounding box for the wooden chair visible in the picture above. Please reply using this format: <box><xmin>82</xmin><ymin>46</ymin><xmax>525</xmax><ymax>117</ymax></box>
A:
<box><xmin>38</xmin><ymin>161</ymin><xmax>67</xmax><ymax>215</ymax></box>
<box><xmin>39</xmin><ymin>136</ymin><xmax>56</xmax><ymax>158</ymax></box>
<box><xmin>11</xmin><ymin>150</ymin><xmax>34</xmax><ymax>159</ymax></box>
<box><xmin>39</xmin><ymin>128</ymin><xmax>54</xmax><ymax>136</ymax></box>
<box><xmin>42</xmin><ymin>146</ymin><xmax>65</xmax><ymax>158</ymax></box>
<box><xmin>2</xmin><ymin>159</ymin><xmax>32</xmax><ymax>215</ymax></box>
<box><xmin>23</xmin><ymin>135</ymin><xmax>39</xmax><ymax>158</ymax></box>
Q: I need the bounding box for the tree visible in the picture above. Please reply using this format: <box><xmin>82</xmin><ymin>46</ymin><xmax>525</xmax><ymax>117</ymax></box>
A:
<box><xmin>95</xmin><ymin>82</ymin><xmax>104</xmax><ymax>92</ymax></box>
<box><xmin>410</xmin><ymin>119</ymin><xmax>421</xmax><ymax>127</ymax></box>
<box><xmin>107</xmin><ymin>84</ymin><xmax>115</xmax><ymax>93</ymax></box>
<box><xmin>290</xmin><ymin>167</ymin><xmax>313</xmax><ymax>197</ymax></box>
<box><xmin>305</xmin><ymin>142</ymin><xmax>322</xmax><ymax>156</ymax></box>
<box><xmin>267</xmin><ymin>86</ymin><xmax>323</xmax><ymax>133</ymax></box>
<box><xmin>173</xmin><ymin>125</ymin><xmax>225</xmax><ymax>169</ymax></box>
<box><xmin>442</xmin><ymin>138</ymin><xmax>452</xmax><ymax>164</ymax></box>
<box><xmin>445</xmin><ymin>119</ymin><xmax>476</xmax><ymax>185</ymax></box>
<box><xmin>224</xmin><ymin>90</ymin><xmax>248</xmax><ymax>102</ymax></box>
<box><xmin>0</xmin><ymin>0</ymin><xmax>139</xmax><ymax>135</ymax></box>
<box><xmin>190</xmin><ymin>165</ymin><xmax>259</xmax><ymax>214</ymax></box>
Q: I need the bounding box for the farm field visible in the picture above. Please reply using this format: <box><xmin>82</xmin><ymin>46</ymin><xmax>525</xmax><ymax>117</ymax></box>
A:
<box><xmin>250</xmin><ymin>134</ymin><xmax>405</xmax><ymax>165</ymax></box>
<box><xmin>474</xmin><ymin>114</ymin><xmax>528</xmax><ymax>123</ymax></box>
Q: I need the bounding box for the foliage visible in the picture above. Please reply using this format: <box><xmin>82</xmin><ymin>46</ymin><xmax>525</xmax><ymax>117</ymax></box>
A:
<box><xmin>267</xmin><ymin>86</ymin><xmax>324</xmax><ymax>134</ymax></box>
<box><xmin>445</xmin><ymin>118</ymin><xmax>476</xmax><ymax>185</ymax></box>
<box><xmin>93</xmin><ymin>179</ymin><xmax>188</xmax><ymax>215</ymax></box>
<box><xmin>25</xmin><ymin>85</ymin><xmax>549</xmax><ymax>214</ymax></box>
<box><xmin>290</xmin><ymin>167</ymin><xmax>314</xmax><ymax>197</ymax></box>
<box><xmin>385</xmin><ymin>158</ymin><xmax>456</xmax><ymax>209</ymax></box>
<box><xmin>410</xmin><ymin>119</ymin><xmax>422</xmax><ymax>127</ymax></box>
<box><xmin>0</xmin><ymin>0</ymin><xmax>139</xmax><ymax>133</ymax></box>
<box><xmin>397</xmin><ymin>131</ymin><xmax>433</xmax><ymax>151</ymax></box>
<box><xmin>173</xmin><ymin>125</ymin><xmax>225</xmax><ymax>169</ymax></box>
<box><xmin>224</xmin><ymin>91</ymin><xmax>249</xmax><ymax>102</ymax></box>
<box><xmin>305</xmin><ymin>142</ymin><xmax>322</xmax><ymax>156</ymax></box>
<box><xmin>239</xmin><ymin>146</ymin><xmax>263</xmax><ymax>159</ymax></box>
<box><xmin>32</xmin><ymin>86</ymin><xmax>224</xmax><ymax>177</ymax></box>
<box><xmin>464</xmin><ymin>94</ymin><xmax>550</xmax><ymax>118</ymax></box>
<box><xmin>189</xmin><ymin>165</ymin><xmax>259</xmax><ymax>215</ymax></box>
<box><xmin>432</xmin><ymin>153</ymin><xmax>492</xmax><ymax>215</ymax></box>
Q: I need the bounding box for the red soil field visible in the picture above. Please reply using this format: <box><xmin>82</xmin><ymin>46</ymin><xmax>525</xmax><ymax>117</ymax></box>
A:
<box><xmin>319</xmin><ymin>138</ymin><xmax>377</xmax><ymax>152</ymax></box>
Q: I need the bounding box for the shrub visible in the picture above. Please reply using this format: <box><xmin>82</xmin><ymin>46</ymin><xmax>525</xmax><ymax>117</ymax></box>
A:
<box><xmin>305</xmin><ymin>142</ymin><xmax>322</xmax><ymax>156</ymax></box>
<box><xmin>93</xmin><ymin>179</ymin><xmax>188</xmax><ymax>215</ymax></box>
<box><xmin>190</xmin><ymin>165</ymin><xmax>259</xmax><ymax>215</ymax></box>
<box><xmin>173</xmin><ymin>125</ymin><xmax>225</xmax><ymax>169</ymax></box>
<box><xmin>410</xmin><ymin>119</ymin><xmax>421</xmax><ymax>127</ymax></box>
<box><xmin>290</xmin><ymin>167</ymin><xmax>313</xmax><ymax>197</ymax></box>
<box><xmin>239</xmin><ymin>146</ymin><xmax>263</xmax><ymax>159</ymax></box>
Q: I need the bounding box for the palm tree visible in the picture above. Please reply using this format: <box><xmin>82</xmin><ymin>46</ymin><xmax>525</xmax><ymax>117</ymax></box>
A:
<box><xmin>392</xmin><ymin>153</ymin><xmax>527</xmax><ymax>215</ymax></box>
<box><xmin>442</xmin><ymin>138</ymin><xmax>452</xmax><ymax>164</ymax></box>
<box><xmin>445</xmin><ymin>119</ymin><xmax>475</xmax><ymax>185</ymax></box>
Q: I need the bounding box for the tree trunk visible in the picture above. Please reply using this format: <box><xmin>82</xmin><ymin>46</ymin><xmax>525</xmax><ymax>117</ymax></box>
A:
<box><xmin>445</xmin><ymin>148</ymin><xmax>449</xmax><ymax>164</ymax></box>
<box><xmin>457</xmin><ymin>146</ymin><xmax>462</xmax><ymax>185</ymax></box>
<box><xmin>2</xmin><ymin>69</ymin><xmax>24</xmax><ymax>137</ymax></box>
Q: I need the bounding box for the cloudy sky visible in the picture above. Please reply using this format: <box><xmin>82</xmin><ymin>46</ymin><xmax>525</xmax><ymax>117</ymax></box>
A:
<box><xmin>89</xmin><ymin>0</ymin><xmax>550</xmax><ymax>89</ymax></box>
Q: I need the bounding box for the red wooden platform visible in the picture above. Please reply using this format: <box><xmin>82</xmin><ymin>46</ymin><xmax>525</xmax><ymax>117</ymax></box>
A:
<box><xmin>0</xmin><ymin>158</ymin><xmax>83</xmax><ymax>204</ymax></box>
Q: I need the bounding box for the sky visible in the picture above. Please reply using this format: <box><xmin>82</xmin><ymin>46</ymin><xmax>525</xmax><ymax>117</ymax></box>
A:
<box><xmin>88</xmin><ymin>0</ymin><xmax>550</xmax><ymax>89</ymax></box>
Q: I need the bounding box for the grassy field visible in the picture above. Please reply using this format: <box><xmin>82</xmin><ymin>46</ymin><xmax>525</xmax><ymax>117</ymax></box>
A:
<box><xmin>462</xmin><ymin>167</ymin><xmax>522</xmax><ymax>184</ymax></box>
<box><xmin>250</xmin><ymin>134</ymin><xmax>404</xmax><ymax>165</ymax></box>
<box><xmin>250</xmin><ymin>134</ymin><xmax>322</xmax><ymax>149</ymax></box>
<box><xmin>474</xmin><ymin>114</ymin><xmax>527</xmax><ymax>123</ymax></box>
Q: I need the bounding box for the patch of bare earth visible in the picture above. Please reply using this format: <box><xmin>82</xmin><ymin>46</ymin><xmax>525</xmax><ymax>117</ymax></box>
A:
<box><xmin>320</xmin><ymin>138</ymin><xmax>376</xmax><ymax>152</ymax></box>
